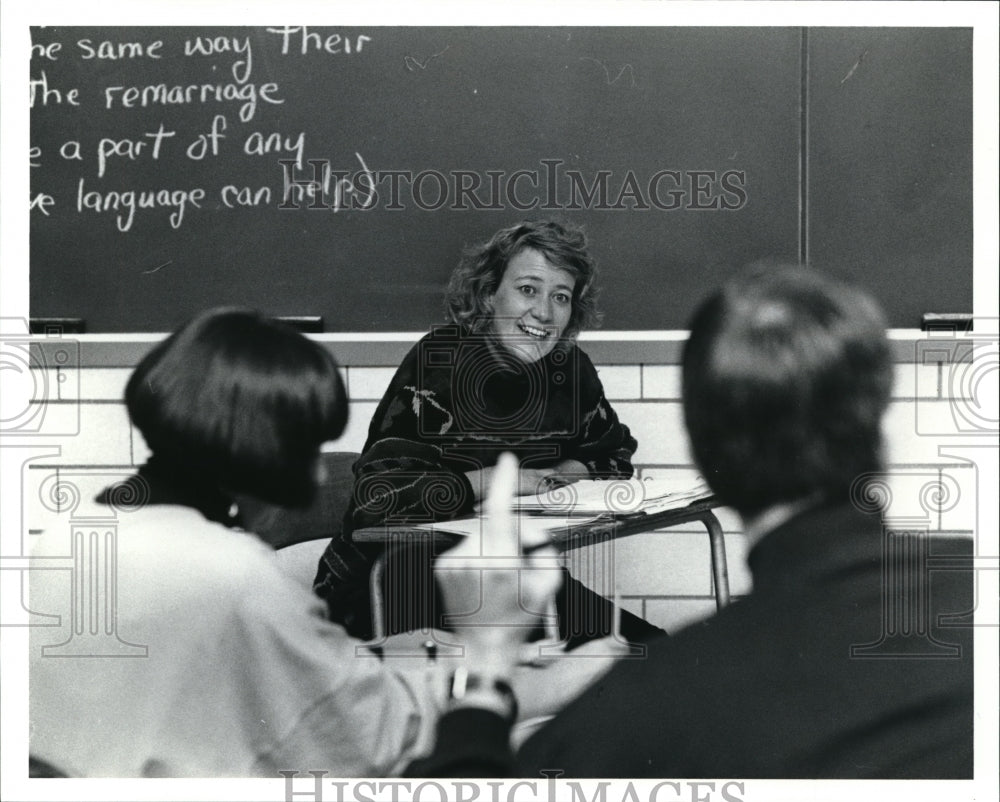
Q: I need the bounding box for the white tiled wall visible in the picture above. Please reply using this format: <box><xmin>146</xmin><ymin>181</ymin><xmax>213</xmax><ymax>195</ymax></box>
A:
<box><xmin>19</xmin><ymin>357</ymin><xmax>978</xmax><ymax>634</ymax></box>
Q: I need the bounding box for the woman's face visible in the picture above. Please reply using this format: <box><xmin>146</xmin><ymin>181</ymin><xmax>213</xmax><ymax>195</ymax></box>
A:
<box><xmin>489</xmin><ymin>249</ymin><xmax>575</xmax><ymax>363</ymax></box>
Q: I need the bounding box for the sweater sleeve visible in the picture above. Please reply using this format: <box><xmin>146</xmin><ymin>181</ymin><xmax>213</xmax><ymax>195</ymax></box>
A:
<box><xmin>569</xmin><ymin>353</ymin><xmax>637</xmax><ymax>479</ymax></box>
<box><xmin>239</xmin><ymin>569</ymin><xmax>447</xmax><ymax>777</ymax></box>
<box><xmin>347</xmin><ymin>377</ymin><xmax>477</xmax><ymax>532</ymax></box>
<box><xmin>349</xmin><ymin>433</ymin><xmax>476</xmax><ymax>532</ymax></box>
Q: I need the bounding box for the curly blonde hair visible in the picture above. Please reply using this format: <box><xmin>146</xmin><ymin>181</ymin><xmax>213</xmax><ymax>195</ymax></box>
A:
<box><xmin>444</xmin><ymin>220</ymin><xmax>601</xmax><ymax>339</ymax></box>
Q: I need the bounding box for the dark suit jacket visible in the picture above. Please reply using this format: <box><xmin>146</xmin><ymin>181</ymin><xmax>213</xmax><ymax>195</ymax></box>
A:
<box><xmin>511</xmin><ymin>501</ymin><xmax>974</xmax><ymax>778</ymax></box>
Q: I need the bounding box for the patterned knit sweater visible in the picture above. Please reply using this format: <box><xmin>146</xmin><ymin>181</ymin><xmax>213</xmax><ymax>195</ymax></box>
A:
<box><xmin>314</xmin><ymin>325</ymin><xmax>637</xmax><ymax>635</ymax></box>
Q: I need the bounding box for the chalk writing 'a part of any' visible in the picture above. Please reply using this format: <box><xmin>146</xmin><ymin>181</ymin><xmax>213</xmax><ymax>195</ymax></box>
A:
<box><xmin>29</xmin><ymin>28</ymin><xmax>370</xmax><ymax>229</ymax></box>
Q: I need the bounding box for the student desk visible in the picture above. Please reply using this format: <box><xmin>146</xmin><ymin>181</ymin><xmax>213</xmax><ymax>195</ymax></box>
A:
<box><xmin>353</xmin><ymin>497</ymin><xmax>729</xmax><ymax>641</ymax></box>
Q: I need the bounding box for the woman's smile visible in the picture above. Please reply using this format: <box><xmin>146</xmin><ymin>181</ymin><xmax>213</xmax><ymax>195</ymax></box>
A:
<box><xmin>490</xmin><ymin>248</ymin><xmax>575</xmax><ymax>362</ymax></box>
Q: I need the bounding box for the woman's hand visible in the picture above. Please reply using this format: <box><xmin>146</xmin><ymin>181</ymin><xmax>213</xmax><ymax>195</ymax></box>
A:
<box><xmin>439</xmin><ymin>453</ymin><xmax>562</xmax><ymax>671</ymax></box>
<box><xmin>465</xmin><ymin>459</ymin><xmax>589</xmax><ymax>502</ymax></box>
<box><xmin>464</xmin><ymin>465</ymin><xmax>548</xmax><ymax>501</ymax></box>
<box><xmin>540</xmin><ymin>459</ymin><xmax>589</xmax><ymax>490</ymax></box>
<box><xmin>516</xmin><ymin>467</ymin><xmax>561</xmax><ymax>497</ymax></box>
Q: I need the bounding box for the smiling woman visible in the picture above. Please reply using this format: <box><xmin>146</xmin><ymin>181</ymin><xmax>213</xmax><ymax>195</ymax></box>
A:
<box><xmin>488</xmin><ymin>250</ymin><xmax>575</xmax><ymax>363</ymax></box>
<box><xmin>313</xmin><ymin>220</ymin><xmax>662</xmax><ymax>646</ymax></box>
<box><xmin>445</xmin><ymin>219</ymin><xmax>601</xmax><ymax>343</ymax></box>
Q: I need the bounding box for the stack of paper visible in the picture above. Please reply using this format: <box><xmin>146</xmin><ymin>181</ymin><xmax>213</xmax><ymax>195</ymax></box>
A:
<box><xmin>410</xmin><ymin>514</ymin><xmax>599</xmax><ymax>540</ymax></box>
<box><xmin>408</xmin><ymin>476</ymin><xmax>712</xmax><ymax>540</ymax></box>
<box><xmin>513</xmin><ymin>475</ymin><xmax>712</xmax><ymax>517</ymax></box>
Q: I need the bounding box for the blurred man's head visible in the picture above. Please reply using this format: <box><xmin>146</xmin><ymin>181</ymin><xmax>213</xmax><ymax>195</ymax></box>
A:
<box><xmin>682</xmin><ymin>264</ymin><xmax>892</xmax><ymax>519</ymax></box>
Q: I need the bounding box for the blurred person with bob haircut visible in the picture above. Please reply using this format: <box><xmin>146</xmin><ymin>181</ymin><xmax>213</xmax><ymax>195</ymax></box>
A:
<box><xmin>125</xmin><ymin>306</ymin><xmax>349</xmax><ymax>514</ymax></box>
<box><xmin>28</xmin><ymin>308</ymin><xmax>561</xmax><ymax>778</ymax></box>
<box><xmin>509</xmin><ymin>264</ymin><xmax>974</xmax><ymax>778</ymax></box>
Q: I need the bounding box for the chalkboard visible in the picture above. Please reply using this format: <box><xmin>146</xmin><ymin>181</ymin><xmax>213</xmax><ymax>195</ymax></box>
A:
<box><xmin>807</xmin><ymin>27</ymin><xmax>973</xmax><ymax>326</ymax></box>
<box><xmin>29</xmin><ymin>26</ymin><xmax>970</xmax><ymax>331</ymax></box>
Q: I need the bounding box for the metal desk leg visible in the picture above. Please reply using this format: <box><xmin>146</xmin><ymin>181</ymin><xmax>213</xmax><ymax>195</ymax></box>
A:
<box><xmin>701</xmin><ymin>511</ymin><xmax>730</xmax><ymax>610</ymax></box>
<box><xmin>370</xmin><ymin>551</ymin><xmax>387</xmax><ymax>642</ymax></box>
<box><xmin>368</xmin><ymin>540</ymin><xmax>442</xmax><ymax>644</ymax></box>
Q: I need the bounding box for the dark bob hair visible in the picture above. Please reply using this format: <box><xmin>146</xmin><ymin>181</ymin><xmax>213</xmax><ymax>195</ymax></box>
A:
<box><xmin>126</xmin><ymin>308</ymin><xmax>348</xmax><ymax>508</ymax></box>
<box><xmin>445</xmin><ymin>219</ymin><xmax>601</xmax><ymax>339</ymax></box>
<box><xmin>682</xmin><ymin>264</ymin><xmax>892</xmax><ymax>517</ymax></box>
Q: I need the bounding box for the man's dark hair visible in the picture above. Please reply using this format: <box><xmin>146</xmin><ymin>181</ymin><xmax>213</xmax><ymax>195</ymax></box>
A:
<box><xmin>682</xmin><ymin>264</ymin><xmax>892</xmax><ymax>517</ymax></box>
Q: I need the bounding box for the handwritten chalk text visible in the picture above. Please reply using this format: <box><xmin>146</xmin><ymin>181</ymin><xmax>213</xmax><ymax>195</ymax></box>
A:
<box><xmin>77</xmin><ymin>38</ymin><xmax>164</xmax><ymax>61</ymax></box>
<box><xmin>29</xmin><ymin>71</ymin><xmax>80</xmax><ymax>107</ymax></box>
<box><xmin>245</xmin><ymin>131</ymin><xmax>305</xmax><ymax>169</ymax></box>
<box><xmin>30</xmin><ymin>41</ymin><xmax>62</xmax><ymax>60</ymax></box>
<box><xmin>184</xmin><ymin>35</ymin><xmax>253</xmax><ymax>83</ymax></box>
<box><xmin>103</xmin><ymin>80</ymin><xmax>283</xmax><ymax>123</ymax></box>
<box><xmin>76</xmin><ymin>178</ymin><xmax>205</xmax><ymax>232</ymax></box>
<box><xmin>187</xmin><ymin>115</ymin><xmax>228</xmax><ymax>160</ymax></box>
<box><xmin>278</xmin><ymin>160</ymin><xmax>749</xmax><ymax>212</ymax></box>
<box><xmin>266</xmin><ymin>27</ymin><xmax>371</xmax><ymax>56</ymax></box>
<box><xmin>30</xmin><ymin>192</ymin><xmax>57</xmax><ymax>215</ymax></box>
<box><xmin>97</xmin><ymin>124</ymin><xmax>176</xmax><ymax>178</ymax></box>
<box><xmin>279</xmin><ymin>153</ymin><xmax>376</xmax><ymax>211</ymax></box>
<box><xmin>221</xmin><ymin>185</ymin><xmax>271</xmax><ymax>207</ymax></box>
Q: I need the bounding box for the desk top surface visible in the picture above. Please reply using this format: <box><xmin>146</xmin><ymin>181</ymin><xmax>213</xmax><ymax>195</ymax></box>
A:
<box><xmin>352</xmin><ymin>496</ymin><xmax>721</xmax><ymax>551</ymax></box>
